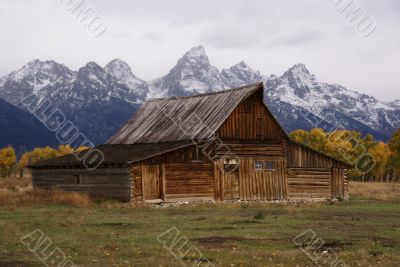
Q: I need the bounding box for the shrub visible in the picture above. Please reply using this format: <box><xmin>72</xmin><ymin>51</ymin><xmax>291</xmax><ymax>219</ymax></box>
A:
<box><xmin>0</xmin><ymin>188</ymin><xmax>91</xmax><ymax>207</ymax></box>
<box><xmin>254</xmin><ymin>211</ymin><xmax>266</xmax><ymax>220</ymax></box>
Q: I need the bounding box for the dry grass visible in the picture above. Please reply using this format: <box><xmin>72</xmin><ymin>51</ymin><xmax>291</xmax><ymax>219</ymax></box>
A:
<box><xmin>349</xmin><ymin>181</ymin><xmax>400</xmax><ymax>201</ymax></box>
<box><xmin>0</xmin><ymin>177</ymin><xmax>91</xmax><ymax>207</ymax></box>
<box><xmin>0</xmin><ymin>188</ymin><xmax>91</xmax><ymax>207</ymax></box>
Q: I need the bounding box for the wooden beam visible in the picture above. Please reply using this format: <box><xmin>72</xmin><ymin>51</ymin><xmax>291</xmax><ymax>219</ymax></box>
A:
<box><xmin>161</xmin><ymin>163</ymin><xmax>166</xmax><ymax>201</ymax></box>
<box><xmin>141</xmin><ymin>162</ymin><xmax>145</xmax><ymax>201</ymax></box>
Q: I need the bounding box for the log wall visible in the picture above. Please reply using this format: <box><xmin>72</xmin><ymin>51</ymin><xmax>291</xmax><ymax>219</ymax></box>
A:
<box><xmin>32</xmin><ymin>167</ymin><xmax>131</xmax><ymax>201</ymax></box>
<box><xmin>164</xmin><ymin>164</ymin><xmax>214</xmax><ymax>200</ymax></box>
<box><xmin>214</xmin><ymin>157</ymin><xmax>287</xmax><ymax>201</ymax></box>
<box><xmin>217</xmin><ymin>91</ymin><xmax>285</xmax><ymax>142</ymax></box>
<box><xmin>130</xmin><ymin>145</ymin><xmax>214</xmax><ymax>202</ymax></box>
<box><xmin>287</xmin><ymin>168</ymin><xmax>331</xmax><ymax>199</ymax></box>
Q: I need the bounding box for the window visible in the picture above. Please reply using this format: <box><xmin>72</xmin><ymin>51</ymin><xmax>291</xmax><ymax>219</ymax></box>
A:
<box><xmin>224</xmin><ymin>158</ymin><xmax>239</xmax><ymax>173</ymax></box>
<box><xmin>192</xmin><ymin>147</ymin><xmax>203</xmax><ymax>161</ymax></box>
<box><xmin>74</xmin><ymin>175</ymin><xmax>81</xmax><ymax>184</ymax></box>
<box><xmin>255</xmin><ymin>160</ymin><xmax>274</xmax><ymax>171</ymax></box>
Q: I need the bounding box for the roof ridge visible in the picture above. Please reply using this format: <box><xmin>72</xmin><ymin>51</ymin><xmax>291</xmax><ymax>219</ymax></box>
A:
<box><xmin>146</xmin><ymin>82</ymin><xmax>263</xmax><ymax>102</ymax></box>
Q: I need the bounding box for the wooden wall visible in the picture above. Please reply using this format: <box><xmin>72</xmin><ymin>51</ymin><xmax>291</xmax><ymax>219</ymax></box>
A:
<box><xmin>217</xmin><ymin>90</ymin><xmax>285</xmax><ymax>142</ymax></box>
<box><xmin>286</xmin><ymin>141</ymin><xmax>333</xmax><ymax>168</ymax></box>
<box><xmin>214</xmin><ymin>158</ymin><xmax>287</xmax><ymax>201</ymax></box>
<box><xmin>32</xmin><ymin>167</ymin><xmax>131</xmax><ymax>201</ymax></box>
<box><xmin>287</xmin><ymin>168</ymin><xmax>331</xmax><ymax>199</ymax></box>
<box><xmin>165</xmin><ymin>164</ymin><xmax>214</xmax><ymax>200</ymax></box>
<box><xmin>129</xmin><ymin>126</ymin><xmax>350</xmax><ymax>202</ymax></box>
<box><xmin>130</xmin><ymin>145</ymin><xmax>214</xmax><ymax>202</ymax></box>
<box><xmin>331</xmin><ymin>168</ymin><xmax>349</xmax><ymax>199</ymax></box>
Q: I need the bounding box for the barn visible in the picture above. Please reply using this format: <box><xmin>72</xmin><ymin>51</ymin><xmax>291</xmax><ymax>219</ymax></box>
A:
<box><xmin>30</xmin><ymin>83</ymin><xmax>350</xmax><ymax>202</ymax></box>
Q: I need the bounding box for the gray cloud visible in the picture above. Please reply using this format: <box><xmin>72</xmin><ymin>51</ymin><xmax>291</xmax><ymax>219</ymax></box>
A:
<box><xmin>0</xmin><ymin>0</ymin><xmax>399</xmax><ymax>101</ymax></box>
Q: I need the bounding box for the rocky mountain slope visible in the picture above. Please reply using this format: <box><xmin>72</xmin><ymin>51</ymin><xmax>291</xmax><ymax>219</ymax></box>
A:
<box><xmin>0</xmin><ymin>98</ymin><xmax>59</xmax><ymax>150</ymax></box>
<box><xmin>0</xmin><ymin>46</ymin><xmax>398</xmax><ymax>148</ymax></box>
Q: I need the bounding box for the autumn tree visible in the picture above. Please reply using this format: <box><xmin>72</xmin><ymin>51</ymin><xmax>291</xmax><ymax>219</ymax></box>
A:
<box><xmin>29</xmin><ymin>147</ymin><xmax>57</xmax><ymax>165</ymax></box>
<box><xmin>368</xmin><ymin>142</ymin><xmax>391</xmax><ymax>181</ymax></box>
<box><xmin>388</xmin><ymin>129</ymin><xmax>400</xmax><ymax>181</ymax></box>
<box><xmin>17</xmin><ymin>152</ymin><xmax>32</xmax><ymax>177</ymax></box>
<box><xmin>56</xmin><ymin>144</ymin><xmax>74</xmax><ymax>157</ymax></box>
<box><xmin>0</xmin><ymin>146</ymin><xmax>16</xmax><ymax>178</ymax></box>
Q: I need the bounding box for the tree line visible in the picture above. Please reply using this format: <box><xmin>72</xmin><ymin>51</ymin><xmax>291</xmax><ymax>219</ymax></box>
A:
<box><xmin>1</xmin><ymin>128</ymin><xmax>400</xmax><ymax>181</ymax></box>
<box><xmin>0</xmin><ymin>145</ymin><xmax>88</xmax><ymax>178</ymax></box>
<box><xmin>290</xmin><ymin>128</ymin><xmax>400</xmax><ymax>182</ymax></box>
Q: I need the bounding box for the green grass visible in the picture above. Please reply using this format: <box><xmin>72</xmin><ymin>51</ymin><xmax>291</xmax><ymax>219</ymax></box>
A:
<box><xmin>1</xmin><ymin>200</ymin><xmax>400</xmax><ymax>266</ymax></box>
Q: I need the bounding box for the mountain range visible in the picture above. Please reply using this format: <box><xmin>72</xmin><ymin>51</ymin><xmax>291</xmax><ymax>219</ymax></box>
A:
<box><xmin>0</xmin><ymin>45</ymin><xmax>399</xmax><ymax>149</ymax></box>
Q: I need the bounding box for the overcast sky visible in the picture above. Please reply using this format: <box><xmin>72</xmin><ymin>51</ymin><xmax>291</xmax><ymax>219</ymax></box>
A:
<box><xmin>0</xmin><ymin>0</ymin><xmax>399</xmax><ymax>101</ymax></box>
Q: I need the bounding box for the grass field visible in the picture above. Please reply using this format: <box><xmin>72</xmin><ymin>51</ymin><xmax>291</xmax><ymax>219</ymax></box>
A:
<box><xmin>0</xmin><ymin>180</ymin><xmax>400</xmax><ymax>266</ymax></box>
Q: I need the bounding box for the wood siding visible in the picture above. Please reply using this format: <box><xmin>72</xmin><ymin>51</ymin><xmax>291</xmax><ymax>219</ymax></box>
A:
<box><xmin>214</xmin><ymin>142</ymin><xmax>284</xmax><ymax>158</ymax></box>
<box><xmin>130</xmin><ymin>145</ymin><xmax>214</xmax><ymax>202</ymax></box>
<box><xmin>217</xmin><ymin>91</ymin><xmax>284</xmax><ymax>142</ymax></box>
<box><xmin>287</xmin><ymin>141</ymin><xmax>334</xmax><ymax>168</ymax></box>
<box><xmin>214</xmin><ymin>157</ymin><xmax>287</xmax><ymax>201</ymax></box>
<box><xmin>331</xmin><ymin>168</ymin><xmax>349</xmax><ymax>199</ymax></box>
<box><xmin>287</xmin><ymin>168</ymin><xmax>331</xmax><ymax>199</ymax></box>
<box><xmin>165</xmin><ymin>164</ymin><xmax>214</xmax><ymax>200</ymax></box>
<box><xmin>32</xmin><ymin>167</ymin><xmax>130</xmax><ymax>201</ymax></box>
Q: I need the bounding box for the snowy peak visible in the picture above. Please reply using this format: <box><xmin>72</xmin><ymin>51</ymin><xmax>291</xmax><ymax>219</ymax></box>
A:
<box><xmin>282</xmin><ymin>63</ymin><xmax>316</xmax><ymax>83</ymax></box>
<box><xmin>158</xmin><ymin>46</ymin><xmax>225</xmax><ymax>96</ymax></box>
<box><xmin>8</xmin><ymin>59</ymin><xmax>73</xmax><ymax>83</ymax></box>
<box><xmin>105</xmin><ymin>58</ymin><xmax>134</xmax><ymax>79</ymax></box>
<box><xmin>221</xmin><ymin>61</ymin><xmax>264</xmax><ymax>88</ymax></box>
<box><xmin>387</xmin><ymin>100</ymin><xmax>400</xmax><ymax>110</ymax></box>
<box><xmin>181</xmin><ymin>45</ymin><xmax>207</xmax><ymax>61</ymax></box>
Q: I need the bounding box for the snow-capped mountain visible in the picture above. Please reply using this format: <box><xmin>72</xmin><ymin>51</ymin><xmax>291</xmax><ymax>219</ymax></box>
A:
<box><xmin>0</xmin><ymin>59</ymin><xmax>144</xmax><ymax>145</ymax></box>
<box><xmin>221</xmin><ymin>61</ymin><xmax>264</xmax><ymax>88</ymax></box>
<box><xmin>105</xmin><ymin>58</ymin><xmax>149</xmax><ymax>101</ymax></box>
<box><xmin>265</xmin><ymin>64</ymin><xmax>400</xmax><ymax>139</ymax></box>
<box><xmin>150</xmin><ymin>46</ymin><xmax>225</xmax><ymax>97</ymax></box>
<box><xmin>387</xmin><ymin>100</ymin><xmax>400</xmax><ymax>109</ymax></box>
<box><xmin>0</xmin><ymin>45</ymin><xmax>399</xmax><ymax>147</ymax></box>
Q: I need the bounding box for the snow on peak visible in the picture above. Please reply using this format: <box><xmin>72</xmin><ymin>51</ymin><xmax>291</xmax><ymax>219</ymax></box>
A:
<box><xmin>183</xmin><ymin>45</ymin><xmax>206</xmax><ymax>58</ymax></box>
<box><xmin>105</xmin><ymin>58</ymin><xmax>134</xmax><ymax>79</ymax></box>
<box><xmin>284</xmin><ymin>63</ymin><xmax>314</xmax><ymax>80</ymax></box>
<box><xmin>221</xmin><ymin>61</ymin><xmax>263</xmax><ymax>88</ymax></box>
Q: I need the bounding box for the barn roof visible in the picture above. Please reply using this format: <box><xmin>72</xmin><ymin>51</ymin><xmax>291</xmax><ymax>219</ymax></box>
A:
<box><xmin>107</xmin><ymin>83</ymin><xmax>263</xmax><ymax>144</ymax></box>
<box><xmin>30</xmin><ymin>141</ymin><xmax>193</xmax><ymax>168</ymax></box>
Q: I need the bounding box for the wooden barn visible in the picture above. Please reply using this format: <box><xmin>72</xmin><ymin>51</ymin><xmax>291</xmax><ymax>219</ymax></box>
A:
<box><xmin>30</xmin><ymin>83</ymin><xmax>350</xmax><ymax>202</ymax></box>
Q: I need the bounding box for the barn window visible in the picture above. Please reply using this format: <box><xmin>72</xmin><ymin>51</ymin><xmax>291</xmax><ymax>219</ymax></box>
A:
<box><xmin>192</xmin><ymin>147</ymin><xmax>203</xmax><ymax>161</ymax></box>
<box><xmin>255</xmin><ymin>161</ymin><xmax>263</xmax><ymax>170</ymax></box>
<box><xmin>74</xmin><ymin>175</ymin><xmax>81</xmax><ymax>184</ymax></box>
<box><xmin>224</xmin><ymin>158</ymin><xmax>239</xmax><ymax>173</ymax></box>
<box><xmin>255</xmin><ymin>161</ymin><xmax>274</xmax><ymax>171</ymax></box>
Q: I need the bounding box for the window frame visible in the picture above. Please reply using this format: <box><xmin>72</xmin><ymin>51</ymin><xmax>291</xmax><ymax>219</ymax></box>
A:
<box><xmin>254</xmin><ymin>160</ymin><xmax>275</xmax><ymax>171</ymax></box>
<box><xmin>192</xmin><ymin>146</ymin><xmax>203</xmax><ymax>162</ymax></box>
<box><xmin>74</xmin><ymin>175</ymin><xmax>81</xmax><ymax>184</ymax></box>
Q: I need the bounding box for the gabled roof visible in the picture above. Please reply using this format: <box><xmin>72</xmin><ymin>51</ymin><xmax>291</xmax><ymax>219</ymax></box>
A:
<box><xmin>30</xmin><ymin>141</ymin><xmax>193</xmax><ymax>168</ymax></box>
<box><xmin>107</xmin><ymin>83</ymin><xmax>263</xmax><ymax>144</ymax></box>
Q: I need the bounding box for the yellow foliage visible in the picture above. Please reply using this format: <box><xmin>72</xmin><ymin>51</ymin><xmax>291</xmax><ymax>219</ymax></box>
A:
<box><xmin>0</xmin><ymin>146</ymin><xmax>16</xmax><ymax>177</ymax></box>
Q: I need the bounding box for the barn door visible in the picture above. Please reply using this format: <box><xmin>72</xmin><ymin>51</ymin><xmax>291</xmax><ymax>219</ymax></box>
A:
<box><xmin>223</xmin><ymin>164</ymin><xmax>239</xmax><ymax>200</ymax></box>
<box><xmin>331</xmin><ymin>168</ymin><xmax>345</xmax><ymax>199</ymax></box>
<box><xmin>143</xmin><ymin>165</ymin><xmax>162</xmax><ymax>200</ymax></box>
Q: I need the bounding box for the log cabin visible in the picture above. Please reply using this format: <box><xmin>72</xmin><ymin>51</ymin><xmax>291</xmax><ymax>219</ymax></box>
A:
<box><xmin>30</xmin><ymin>83</ymin><xmax>350</xmax><ymax>202</ymax></box>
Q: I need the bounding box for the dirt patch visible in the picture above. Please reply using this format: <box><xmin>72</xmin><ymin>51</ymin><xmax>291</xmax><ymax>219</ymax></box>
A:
<box><xmin>90</xmin><ymin>222</ymin><xmax>142</xmax><ymax>229</ymax></box>
<box><xmin>193</xmin><ymin>236</ymin><xmax>291</xmax><ymax>249</ymax></box>
<box><xmin>0</xmin><ymin>260</ymin><xmax>43</xmax><ymax>267</ymax></box>
<box><xmin>372</xmin><ymin>236</ymin><xmax>400</xmax><ymax>247</ymax></box>
<box><xmin>318</xmin><ymin>240</ymin><xmax>354</xmax><ymax>252</ymax></box>
<box><xmin>191</xmin><ymin>226</ymin><xmax>242</xmax><ymax>231</ymax></box>
<box><xmin>230</xmin><ymin>220</ymin><xmax>263</xmax><ymax>224</ymax></box>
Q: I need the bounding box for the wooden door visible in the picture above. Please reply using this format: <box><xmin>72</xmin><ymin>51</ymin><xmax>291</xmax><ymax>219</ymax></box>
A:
<box><xmin>239</xmin><ymin>158</ymin><xmax>287</xmax><ymax>201</ymax></box>
<box><xmin>143</xmin><ymin>165</ymin><xmax>162</xmax><ymax>200</ymax></box>
<box><xmin>223</xmin><ymin>165</ymin><xmax>239</xmax><ymax>200</ymax></box>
